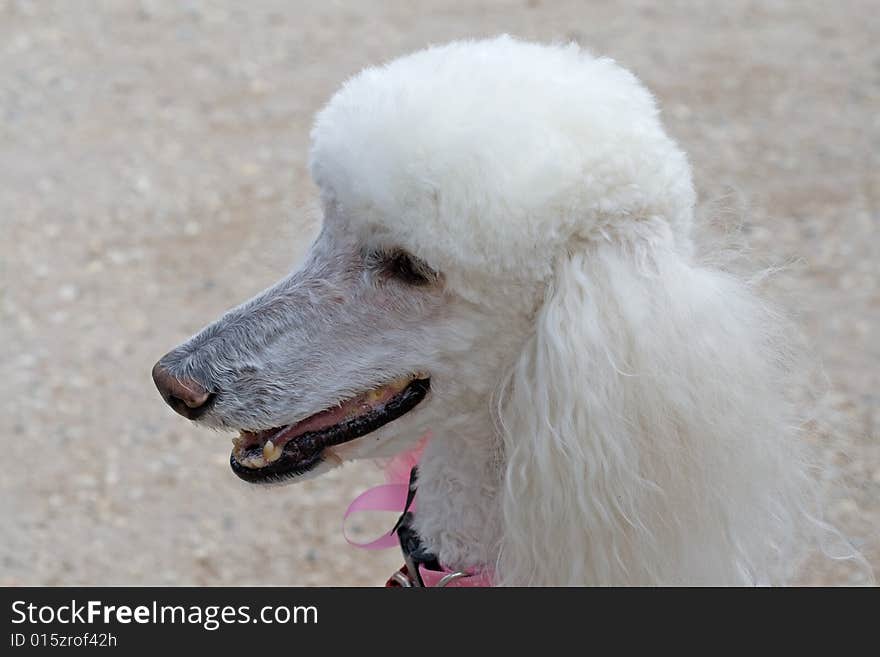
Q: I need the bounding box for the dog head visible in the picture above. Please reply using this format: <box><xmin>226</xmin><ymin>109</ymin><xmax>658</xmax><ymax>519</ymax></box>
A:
<box><xmin>153</xmin><ymin>37</ymin><xmax>696</xmax><ymax>485</ymax></box>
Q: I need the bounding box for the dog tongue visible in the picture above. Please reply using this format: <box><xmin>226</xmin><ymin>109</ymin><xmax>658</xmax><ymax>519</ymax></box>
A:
<box><xmin>280</xmin><ymin>399</ymin><xmax>359</xmax><ymax>439</ymax></box>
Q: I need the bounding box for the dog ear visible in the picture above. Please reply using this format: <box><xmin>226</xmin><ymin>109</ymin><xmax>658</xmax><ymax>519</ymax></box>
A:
<box><xmin>494</xmin><ymin>233</ymin><xmax>817</xmax><ymax>585</ymax></box>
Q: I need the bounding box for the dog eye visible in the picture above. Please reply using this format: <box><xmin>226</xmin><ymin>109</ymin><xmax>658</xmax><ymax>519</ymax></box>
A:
<box><xmin>370</xmin><ymin>249</ymin><xmax>436</xmax><ymax>286</ymax></box>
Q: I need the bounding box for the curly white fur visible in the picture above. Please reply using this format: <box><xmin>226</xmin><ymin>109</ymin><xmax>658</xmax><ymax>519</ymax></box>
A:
<box><xmin>309</xmin><ymin>36</ymin><xmax>696</xmax><ymax>292</ymax></box>
<box><xmin>495</xmin><ymin>227</ymin><xmax>814</xmax><ymax>585</ymax></box>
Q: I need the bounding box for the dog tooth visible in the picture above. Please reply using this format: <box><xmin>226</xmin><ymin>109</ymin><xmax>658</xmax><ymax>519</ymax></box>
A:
<box><xmin>263</xmin><ymin>440</ymin><xmax>282</xmax><ymax>463</ymax></box>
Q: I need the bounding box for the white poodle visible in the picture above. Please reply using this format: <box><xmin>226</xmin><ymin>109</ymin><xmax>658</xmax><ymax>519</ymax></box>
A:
<box><xmin>153</xmin><ymin>36</ymin><xmax>821</xmax><ymax>585</ymax></box>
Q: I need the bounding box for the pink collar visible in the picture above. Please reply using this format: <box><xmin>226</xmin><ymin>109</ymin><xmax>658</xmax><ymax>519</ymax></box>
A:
<box><xmin>417</xmin><ymin>564</ymin><xmax>493</xmax><ymax>588</ymax></box>
<box><xmin>383</xmin><ymin>563</ymin><xmax>493</xmax><ymax>588</ymax></box>
<box><xmin>343</xmin><ymin>435</ymin><xmax>494</xmax><ymax>587</ymax></box>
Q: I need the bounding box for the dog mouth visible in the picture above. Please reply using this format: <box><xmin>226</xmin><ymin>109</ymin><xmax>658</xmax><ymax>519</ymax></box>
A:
<box><xmin>229</xmin><ymin>375</ymin><xmax>430</xmax><ymax>483</ymax></box>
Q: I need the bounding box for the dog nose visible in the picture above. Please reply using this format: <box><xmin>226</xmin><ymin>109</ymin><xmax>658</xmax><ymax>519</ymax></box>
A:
<box><xmin>151</xmin><ymin>362</ymin><xmax>213</xmax><ymax>419</ymax></box>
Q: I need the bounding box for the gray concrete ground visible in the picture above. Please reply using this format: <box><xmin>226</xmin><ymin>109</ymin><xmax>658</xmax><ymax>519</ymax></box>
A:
<box><xmin>1</xmin><ymin>0</ymin><xmax>877</xmax><ymax>585</ymax></box>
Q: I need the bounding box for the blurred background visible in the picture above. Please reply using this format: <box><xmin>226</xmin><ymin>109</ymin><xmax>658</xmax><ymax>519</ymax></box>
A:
<box><xmin>0</xmin><ymin>0</ymin><xmax>877</xmax><ymax>585</ymax></box>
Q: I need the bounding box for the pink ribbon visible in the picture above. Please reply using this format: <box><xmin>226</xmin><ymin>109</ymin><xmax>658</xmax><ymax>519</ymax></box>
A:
<box><xmin>343</xmin><ymin>433</ymin><xmax>494</xmax><ymax>586</ymax></box>
<box><xmin>342</xmin><ymin>434</ymin><xmax>429</xmax><ymax>549</ymax></box>
<box><xmin>342</xmin><ymin>483</ymin><xmax>412</xmax><ymax>549</ymax></box>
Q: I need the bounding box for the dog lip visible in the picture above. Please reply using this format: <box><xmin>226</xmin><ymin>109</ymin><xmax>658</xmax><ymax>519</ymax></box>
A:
<box><xmin>229</xmin><ymin>377</ymin><xmax>431</xmax><ymax>483</ymax></box>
